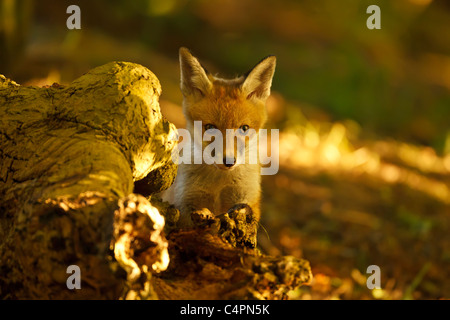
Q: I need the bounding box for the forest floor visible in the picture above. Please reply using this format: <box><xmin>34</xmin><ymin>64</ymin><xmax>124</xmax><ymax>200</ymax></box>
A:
<box><xmin>161</xmin><ymin>92</ymin><xmax>450</xmax><ymax>300</ymax></box>
<box><xmin>258</xmin><ymin>122</ymin><xmax>450</xmax><ymax>299</ymax></box>
<box><xmin>8</xmin><ymin>8</ymin><xmax>450</xmax><ymax>298</ymax></box>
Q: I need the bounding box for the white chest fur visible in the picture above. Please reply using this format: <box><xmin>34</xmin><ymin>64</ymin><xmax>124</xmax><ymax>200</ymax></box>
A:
<box><xmin>169</xmin><ymin>163</ymin><xmax>261</xmax><ymax>215</ymax></box>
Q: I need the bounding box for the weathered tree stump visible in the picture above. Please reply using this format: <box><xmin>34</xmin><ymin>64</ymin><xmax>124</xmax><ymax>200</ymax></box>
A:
<box><xmin>0</xmin><ymin>62</ymin><xmax>312</xmax><ymax>299</ymax></box>
<box><xmin>0</xmin><ymin>62</ymin><xmax>176</xmax><ymax>299</ymax></box>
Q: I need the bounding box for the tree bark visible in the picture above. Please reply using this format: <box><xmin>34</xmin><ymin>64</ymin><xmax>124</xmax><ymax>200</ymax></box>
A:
<box><xmin>0</xmin><ymin>62</ymin><xmax>312</xmax><ymax>299</ymax></box>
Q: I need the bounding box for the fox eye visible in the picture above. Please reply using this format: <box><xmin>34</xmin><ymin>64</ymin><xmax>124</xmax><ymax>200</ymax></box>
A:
<box><xmin>204</xmin><ymin>124</ymin><xmax>216</xmax><ymax>131</ymax></box>
<box><xmin>239</xmin><ymin>125</ymin><xmax>250</xmax><ymax>133</ymax></box>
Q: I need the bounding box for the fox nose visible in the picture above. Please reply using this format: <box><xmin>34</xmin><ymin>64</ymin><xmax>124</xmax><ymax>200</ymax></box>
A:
<box><xmin>223</xmin><ymin>157</ymin><xmax>236</xmax><ymax>168</ymax></box>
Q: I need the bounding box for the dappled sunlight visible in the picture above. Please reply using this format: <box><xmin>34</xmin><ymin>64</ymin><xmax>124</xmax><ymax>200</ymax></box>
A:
<box><xmin>23</xmin><ymin>69</ymin><xmax>61</xmax><ymax>87</ymax></box>
<box><xmin>263</xmin><ymin>116</ymin><xmax>450</xmax><ymax>300</ymax></box>
<box><xmin>278</xmin><ymin>121</ymin><xmax>450</xmax><ymax>204</ymax></box>
<box><xmin>2</xmin><ymin>0</ymin><xmax>449</xmax><ymax>301</ymax></box>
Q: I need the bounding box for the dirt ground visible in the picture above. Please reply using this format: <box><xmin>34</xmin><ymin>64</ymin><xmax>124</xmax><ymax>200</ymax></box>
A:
<box><xmin>258</xmin><ymin>131</ymin><xmax>450</xmax><ymax>299</ymax></box>
<box><xmin>3</xmin><ymin>0</ymin><xmax>450</xmax><ymax>300</ymax></box>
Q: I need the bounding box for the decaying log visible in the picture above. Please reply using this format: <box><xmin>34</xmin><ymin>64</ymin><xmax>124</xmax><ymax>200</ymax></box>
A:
<box><xmin>0</xmin><ymin>62</ymin><xmax>312</xmax><ymax>300</ymax></box>
<box><xmin>0</xmin><ymin>62</ymin><xmax>176</xmax><ymax>299</ymax></box>
<box><xmin>151</xmin><ymin>199</ymin><xmax>312</xmax><ymax>299</ymax></box>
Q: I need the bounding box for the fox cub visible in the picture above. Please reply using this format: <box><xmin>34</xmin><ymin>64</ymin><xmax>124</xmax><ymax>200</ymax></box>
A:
<box><xmin>162</xmin><ymin>47</ymin><xmax>276</xmax><ymax>226</ymax></box>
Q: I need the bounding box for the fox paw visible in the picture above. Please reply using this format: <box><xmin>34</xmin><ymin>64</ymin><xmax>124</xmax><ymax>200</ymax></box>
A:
<box><xmin>217</xmin><ymin>204</ymin><xmax>258</xmax><ymax>249</ymax></box>
<box><xmin>190</xmin><ymin>207</ymin><xmax>216</xmax><ymax>226</ymax></box>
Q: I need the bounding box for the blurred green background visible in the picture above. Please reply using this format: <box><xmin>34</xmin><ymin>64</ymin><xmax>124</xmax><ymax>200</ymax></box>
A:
<box><xmin>1</xmin><ymin>0</ymin><xmax>449</xmax><ymax>299</ymax></box>
<box><xmin>1</xmin><ymin>0</ymin><xmax>450</xmax><ymax>151</ymax></box>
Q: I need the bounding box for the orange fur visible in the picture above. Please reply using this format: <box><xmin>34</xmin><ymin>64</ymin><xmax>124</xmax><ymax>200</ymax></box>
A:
<box><xmin>162</xmin><ymin>48</ymin><xmax>276</xmax><ymax>226</ymax></box>
<box><xmin>185</xmin><ymin>83</ymin><xmax>266</xmax><ymax>130</ymax></box>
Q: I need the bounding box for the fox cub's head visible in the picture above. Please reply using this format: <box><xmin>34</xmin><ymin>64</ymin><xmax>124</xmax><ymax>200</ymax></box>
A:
<box><xmin>179</xmin><ymin>47</ymin><xmax>276</xmax><ymax>170</ymax></box>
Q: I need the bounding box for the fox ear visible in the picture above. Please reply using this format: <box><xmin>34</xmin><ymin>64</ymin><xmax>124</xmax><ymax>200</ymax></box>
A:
<box><xmin>179</xmin><ymin>47</ymin><xmax>212</xmax><ymax>98</ymax></box>
<box><xmin>242</xmin><ymin>55</ymin><xmax>276</xmax><ymax>101</ymax></box>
